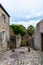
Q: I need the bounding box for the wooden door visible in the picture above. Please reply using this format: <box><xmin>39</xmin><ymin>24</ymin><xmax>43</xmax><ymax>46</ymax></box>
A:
<box><xmin>41</xmin><ymin>34</ymin><xmax>43</xmax><ymax>51</ymax></box>
<box><xmin>0</xmin><ymin>32</ymin><xmax>2</xmax><ymax>51</ymax></box>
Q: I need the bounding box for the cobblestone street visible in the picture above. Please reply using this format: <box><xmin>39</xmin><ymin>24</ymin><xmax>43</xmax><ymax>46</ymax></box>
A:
<box><xmin>0</xmin><ymin>47</ymin><xmax>43</xmax><ymax>65</ymax></box>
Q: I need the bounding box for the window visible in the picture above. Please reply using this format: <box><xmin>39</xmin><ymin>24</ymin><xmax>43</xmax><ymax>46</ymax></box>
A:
<box><xmin>2</xmin><ymin>31</ymin><xmax>6</xmax><ymax>42</ymax></box>
<box><xmin>2</xmin><ymin>14</ymin><xmax>5</xmax><ymax>23</ymax></box>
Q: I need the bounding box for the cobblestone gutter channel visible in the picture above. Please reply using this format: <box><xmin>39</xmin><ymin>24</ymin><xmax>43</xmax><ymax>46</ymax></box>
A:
<box><xmin>0</xmin><ymin>50</ymin><xmax>43</xmax><ymax>65</ymax></box>
<box><xmin>39</xmin><ymin>52</ymin><xmax>43</xmax><ymax>65</ymax></box>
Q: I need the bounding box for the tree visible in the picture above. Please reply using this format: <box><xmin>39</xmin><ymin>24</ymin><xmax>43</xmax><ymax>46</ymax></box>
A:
<box><xmin>27</xmin><ymin>25</ymin><xmax>35</xmax><ymax>36</ymax></box>
<box><xmin>10</xmin><ymin>24</ymin><xmax>26</xmax><ymax>36</ymax></box>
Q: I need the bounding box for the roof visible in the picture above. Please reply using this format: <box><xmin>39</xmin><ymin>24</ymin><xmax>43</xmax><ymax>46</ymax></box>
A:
<box><xmin>37</xmin><ymin>19</ymin><xmax>43</xmax><ymax>26</ymax></box>
<box><xmin>0</xmin><ymin>4</ymin><xmax>10</xmax><ymax>17</ymax></box>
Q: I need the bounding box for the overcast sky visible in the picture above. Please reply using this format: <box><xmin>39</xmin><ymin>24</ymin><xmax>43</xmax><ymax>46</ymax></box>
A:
<box><xmin>0</xmin><ymin>0</ymin><xmax>43</xmax><ymax>28</ymax></box>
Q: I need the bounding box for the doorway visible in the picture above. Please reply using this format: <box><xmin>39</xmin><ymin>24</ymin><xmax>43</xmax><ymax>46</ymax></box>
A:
<box><xmin>41</xmin><ymin>34</ymin><xmax>43</xmax><ymax>51</ymax></box>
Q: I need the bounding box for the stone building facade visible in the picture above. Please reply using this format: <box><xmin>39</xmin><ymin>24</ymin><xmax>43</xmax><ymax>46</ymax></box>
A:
<box><xmin>0</xmin><ymin>4</ymin><xmax>10</xmax><ymax>52</ymax></box>
<box><xmin>34</xmin><ymin>20</ymin><xmax>43</xmax><ymax>51</ymax></box>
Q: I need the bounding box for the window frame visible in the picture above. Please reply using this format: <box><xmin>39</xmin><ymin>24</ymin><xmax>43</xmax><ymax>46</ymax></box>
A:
<box><xmin>2</xmin><ymin>31</ymin><xmax>6</xmax><ymax>43</ymax></box>
<box><xmin>2</xmin><ymin>14</ymin><xmax>5</xmax><ymax>23</ymax></box>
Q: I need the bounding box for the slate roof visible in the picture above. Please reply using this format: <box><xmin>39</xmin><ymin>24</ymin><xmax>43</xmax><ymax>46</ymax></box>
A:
<box><xmin>0</xmin><ymin>4</ymin><xmax>10</xmax><ymax>17</ymax></box>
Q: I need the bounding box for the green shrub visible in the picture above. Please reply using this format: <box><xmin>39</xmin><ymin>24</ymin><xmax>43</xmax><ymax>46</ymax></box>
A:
<box><xmin>7</xmin><ymin>40</ymin><xmax>10</xmax><ymax>48</ymax></box>
<box><xmin>20</xmin><ymin>41</ymin><xmax>26</xmax><ymax>47</ymax></box>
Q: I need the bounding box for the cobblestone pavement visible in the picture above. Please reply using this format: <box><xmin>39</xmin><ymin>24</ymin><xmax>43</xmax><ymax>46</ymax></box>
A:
<box><xmin>0</xmin><ymin>47</ymin><xmax>43</xmax><ymax>65</ymax></box>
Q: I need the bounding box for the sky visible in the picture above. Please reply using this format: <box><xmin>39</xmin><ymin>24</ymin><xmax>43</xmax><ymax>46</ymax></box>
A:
<box><xmin>0</xmin><ymin>0</ymin><xmax>43</xmax><ymax>28</ymax></box>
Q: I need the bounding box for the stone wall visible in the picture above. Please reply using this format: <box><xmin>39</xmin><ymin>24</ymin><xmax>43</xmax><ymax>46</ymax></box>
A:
<box><xmin>16</xmin><ymin>35</ymin><xmax>21</xmax><ymax>48</ymax></box>
<box><xmin>34</xmin><ymin>20</ymin><xmax>43</xmax><ymax>50</ymax></box>
<box><xmin>0</xmin><ymin>7</ymin><xmax>10</xmax><ymax>52</ymax></box>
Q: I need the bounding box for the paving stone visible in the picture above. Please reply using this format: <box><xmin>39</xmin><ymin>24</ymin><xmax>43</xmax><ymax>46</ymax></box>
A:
<box><xmin>0</xmin><ymin>48</ymin><xmax>43</xmax><ymax>65</ymax></box>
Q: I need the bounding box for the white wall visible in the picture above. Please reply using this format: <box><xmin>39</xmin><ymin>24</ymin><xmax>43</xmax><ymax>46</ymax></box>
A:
<box><xmin>34</xmin><ymin>24</ymin><xmax>41</xmax><ymax>50</ymax></box>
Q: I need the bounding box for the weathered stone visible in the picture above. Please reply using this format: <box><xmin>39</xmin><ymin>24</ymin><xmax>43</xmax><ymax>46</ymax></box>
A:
<box><xmin>0</xmin><ymin>4</ymin><xmax>10</xmax><ymax>52</ymax></box>
<box><xmin>0</xmin><ymin>48</ymin><xmax>43</xmax><ymax>65</ymax></box>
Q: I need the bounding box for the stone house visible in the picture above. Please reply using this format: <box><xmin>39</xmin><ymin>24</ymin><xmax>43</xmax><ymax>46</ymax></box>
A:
<box><xmin>10</xmin><ymin>28</ymin><xmax>21</xmax><ymax>48</ymax></box>
<box><xmin>0</xmin><ymin>4</ymin><xmax>10</xmax><ymax>52</ymax></box>
<box><xmin>22</xmin><ymin>34</ymin><xmax>31</xmax><ymax>46</ymax></box>
<box><xmin>34</xmin><ymin>19</ymin><xmax>43</xmax><ymax>51</ymax></box>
